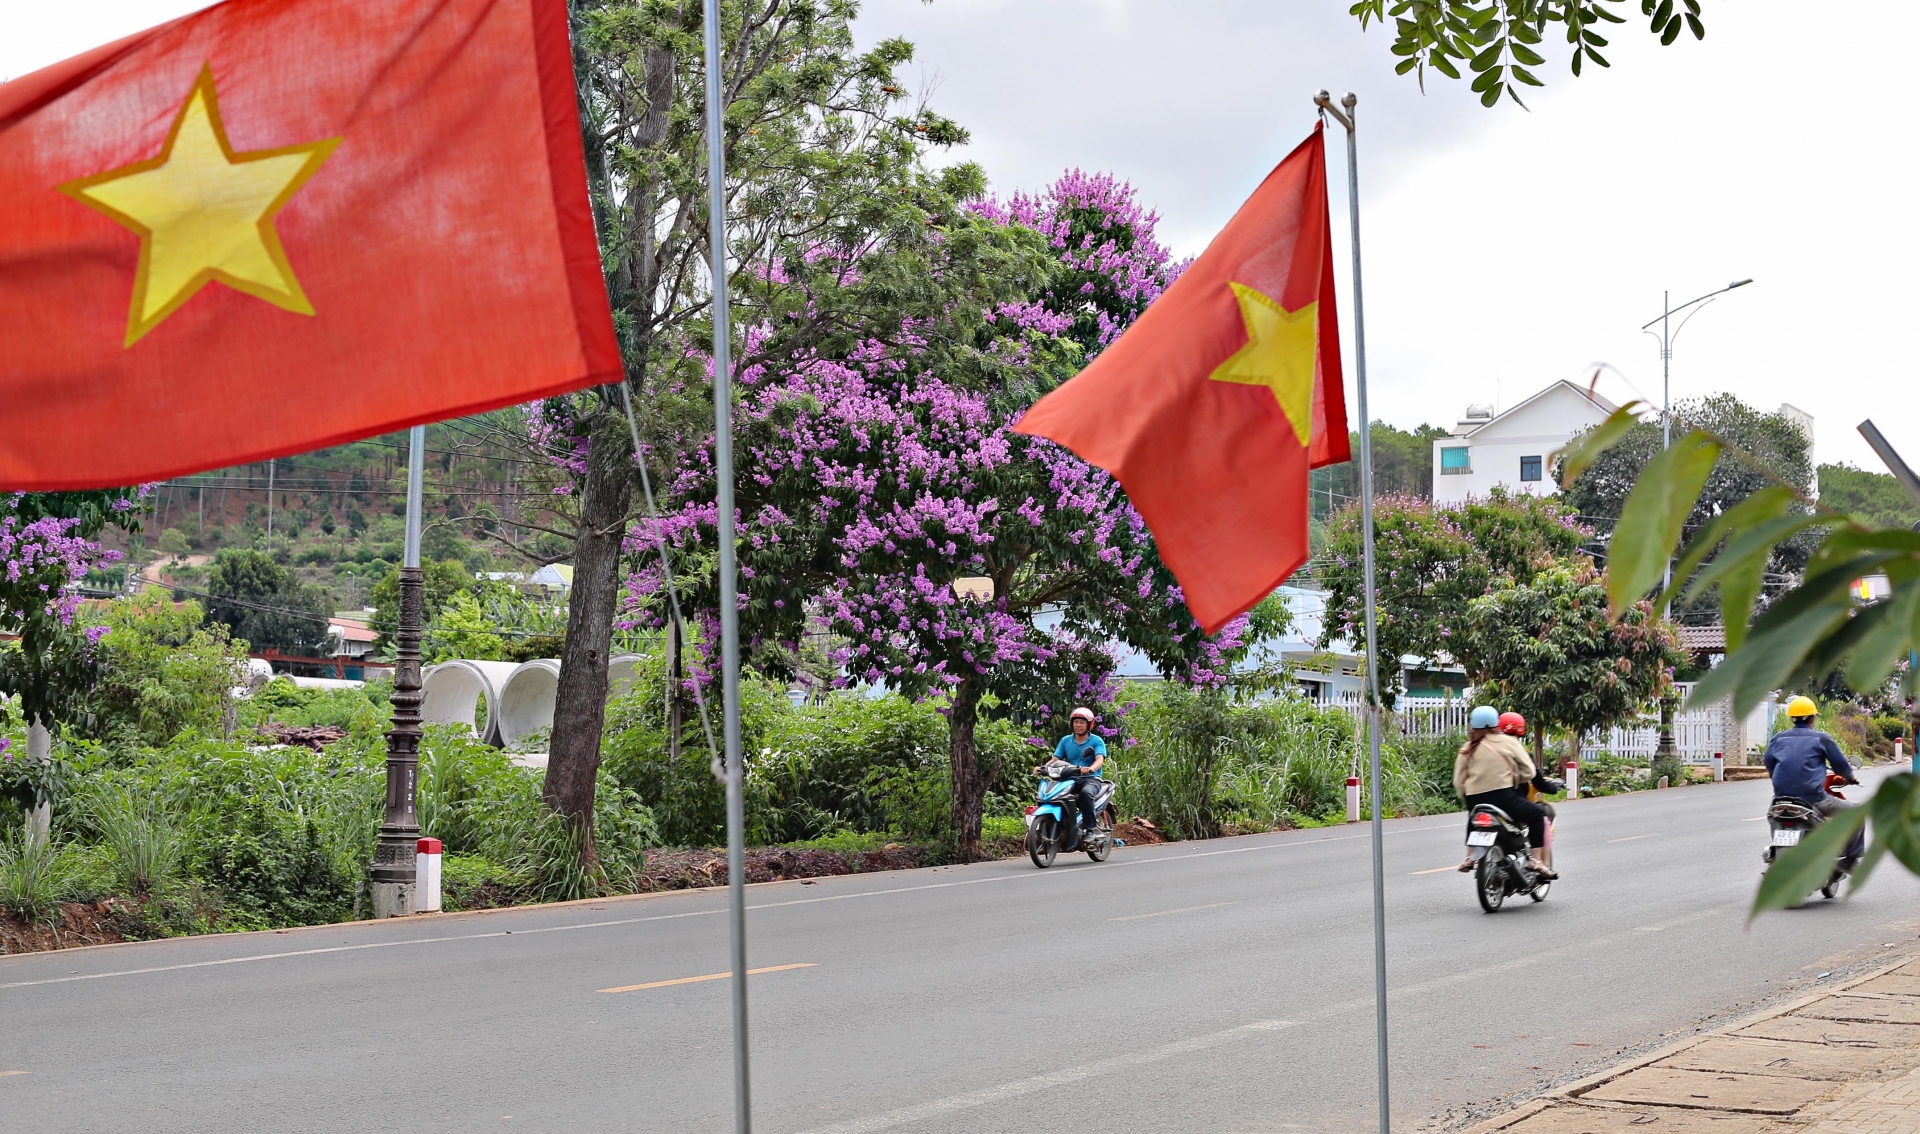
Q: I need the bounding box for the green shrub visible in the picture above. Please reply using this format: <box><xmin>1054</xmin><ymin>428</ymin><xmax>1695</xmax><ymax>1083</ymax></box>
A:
<box><xmin>189</xmin><ymin>800</ymin><xmax>356</xmax><ymax>930</ymax></box>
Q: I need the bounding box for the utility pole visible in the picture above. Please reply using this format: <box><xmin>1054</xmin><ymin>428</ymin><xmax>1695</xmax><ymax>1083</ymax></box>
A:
<box><xmin>266</xmin><ymin>458</ymin><xmax>275</xmax><ymax>553</ymax></box>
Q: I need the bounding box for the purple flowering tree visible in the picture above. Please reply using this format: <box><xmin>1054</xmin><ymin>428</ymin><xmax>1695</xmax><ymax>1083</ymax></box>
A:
<box><xmin>641</xmin><ymin>173</ymin><xmax>1257</xmax><ymax>858</ymax></box>
<box><xmin>1</xmin><ymin>489</ymin><xmax>146</xmax><ymax>810</ymax></box>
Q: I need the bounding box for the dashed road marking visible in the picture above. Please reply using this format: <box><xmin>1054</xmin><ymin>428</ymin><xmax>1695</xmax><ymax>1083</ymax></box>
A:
<box><xmin>599</xmin><ymin>962</ymin><xmax>817</xmax><ymax>994</ymax></box>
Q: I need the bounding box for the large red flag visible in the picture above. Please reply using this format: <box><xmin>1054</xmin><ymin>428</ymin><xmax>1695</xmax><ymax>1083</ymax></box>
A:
<box><xmin>1015</xmin><ymin>127</ymin><xmax>1350</xmax><ymax>635</ymax></box>
<box><xmin>0</xmin><ymin>0</ymin><xmax>619</xmax><ymax>490</ymax></box>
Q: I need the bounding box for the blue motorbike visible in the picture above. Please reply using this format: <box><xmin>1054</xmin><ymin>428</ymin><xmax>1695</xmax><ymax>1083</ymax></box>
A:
<box><xmin>1024</xmin><ymin>758</ymin><xmax>1117</xmax><ymax>868</ymax></box>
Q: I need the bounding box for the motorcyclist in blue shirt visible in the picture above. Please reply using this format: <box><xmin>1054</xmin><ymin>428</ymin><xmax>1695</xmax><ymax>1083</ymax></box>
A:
<box><xmin>1040</xmin><ymin>707</ymin><xmax>1106</xmax><ymax>834</ymax></box>
<box><xmin>1763</xmin><ymin>695</ymin><xmax>1863</xmax><ymax>863</ymax></box>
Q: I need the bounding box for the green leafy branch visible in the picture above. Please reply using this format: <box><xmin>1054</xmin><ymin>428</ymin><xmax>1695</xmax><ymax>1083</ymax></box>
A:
<box><xmin>1349</xmin><ymin>0</ymin><xmax>1704</xmax><ymax>106</ymax></box>
<box><xmin>1565</xmin><ymin>406</ymin><xmax>1920</xmax><ymax>917</ymax></box>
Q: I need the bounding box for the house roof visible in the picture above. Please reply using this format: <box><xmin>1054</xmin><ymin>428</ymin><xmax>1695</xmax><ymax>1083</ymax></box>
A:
<box><xmin>329</xmin><ymin>618</ymin><xmax>377</xmax><ymax>643</ymax></box>
<box><xmin>1459</xmin><ymin>380</ymin><xmax>1619</xmax><ymax>439</ymax></box>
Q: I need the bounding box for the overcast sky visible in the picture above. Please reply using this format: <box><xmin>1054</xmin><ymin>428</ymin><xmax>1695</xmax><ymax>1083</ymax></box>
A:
<box><xmin>8</xmin><ymin>1</ymin><xmax>1917</xmax><ymax>472</ymax></box>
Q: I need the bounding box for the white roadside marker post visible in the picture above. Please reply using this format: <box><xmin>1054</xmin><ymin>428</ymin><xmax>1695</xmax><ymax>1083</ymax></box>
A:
<box><xmin>416</xmin><ymin>837</ymin><xmax>443</xmax><ymax>912</ymax></box>
<box><xmin>1347</xmin><ymin>775</ymin><xmax>1361</xmax><ymax>824</ymax></box>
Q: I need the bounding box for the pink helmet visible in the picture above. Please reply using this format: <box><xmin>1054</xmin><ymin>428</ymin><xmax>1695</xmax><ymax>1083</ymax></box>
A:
<box><xmin>1069</xmin><ymin>706</ymin><xmax>1095</xmax><ymax>723</ymax></box>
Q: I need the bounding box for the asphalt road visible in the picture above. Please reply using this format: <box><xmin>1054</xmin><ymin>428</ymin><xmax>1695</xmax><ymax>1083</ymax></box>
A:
<box><xmin>5</xmin><ymin>769</ymin><xmax>1920</xmax><ymax>1134</ymax></box>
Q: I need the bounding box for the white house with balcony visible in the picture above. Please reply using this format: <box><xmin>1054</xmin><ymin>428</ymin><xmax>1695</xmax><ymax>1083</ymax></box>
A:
<box><xmin>1431</xmin><ymin>381</ymin><xmax>1618</xmax><ymax>505</ymax></box>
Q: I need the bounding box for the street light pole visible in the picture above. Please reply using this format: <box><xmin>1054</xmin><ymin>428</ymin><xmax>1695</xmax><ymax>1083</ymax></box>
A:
<box><xmin>369</xmin><ymin>423</ymin><xmax>427</xmax><ymax>918</ymax></box>
<box><xmin>1640</xmin><ymin>279</ymin><xmax>1750</xmax><ymax>775</ymax></box>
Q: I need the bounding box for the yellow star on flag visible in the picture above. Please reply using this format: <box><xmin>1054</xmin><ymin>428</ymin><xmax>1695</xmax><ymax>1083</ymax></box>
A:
<box><xmin>1207</xmin><ymin>281</ymin><xmax>1319</xmax><ymax>447</ymax></box>
<box><xmin>61</xmin><ymin>66</ymin><xmax>339</xmax><ymax>347</ymax></box>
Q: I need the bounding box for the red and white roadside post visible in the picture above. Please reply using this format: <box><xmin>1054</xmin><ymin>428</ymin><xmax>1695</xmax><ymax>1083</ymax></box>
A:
<box><xmin>1564</xmin><ymin>761</ymin><xmax>1578</xmax><ymax>800</ymax></box>
<box><xmin>1712</xmin><ymin>751</ymin><xmax>1725</xmax><ymax>782</ymax></box>
<box><xmin>415</xmin><ymin>838</ymin><xmax>443</xmax><ymax>913</ymax></box>
<box><xmin>1347</xmin><ymin>775</ymin><xmax>1361</xmax><ymax>823</ymax></box>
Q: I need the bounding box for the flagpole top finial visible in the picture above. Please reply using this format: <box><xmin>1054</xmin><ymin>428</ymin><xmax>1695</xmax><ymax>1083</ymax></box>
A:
<box><xmin>1314</xmin><ymin>90</ymin><xmax>1333</xmax><ymax>108</ymax></box>
<box><xmin>1342</xmin><ymin>92</ymin><xmax>1358</xmax><ymax>109</ymax></box>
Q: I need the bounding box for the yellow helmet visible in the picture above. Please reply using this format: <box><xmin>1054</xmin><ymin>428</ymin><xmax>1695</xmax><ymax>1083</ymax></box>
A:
<box><xmin>1786</xmin><ymin>695</ymin><xmax>1818</xmax><ymax>719</ymax></box>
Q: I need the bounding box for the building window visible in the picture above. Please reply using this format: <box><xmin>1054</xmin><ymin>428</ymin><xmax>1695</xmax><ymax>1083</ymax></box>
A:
<box><xmin>1440</xmin><ymin>446</ymin><xmax>1471</xmax><ymax>475</ymax></box>
<box><xmin>1520</xmin><ymin>455</ymin><xmax>1542</xmax><ymax>482</ymax></box>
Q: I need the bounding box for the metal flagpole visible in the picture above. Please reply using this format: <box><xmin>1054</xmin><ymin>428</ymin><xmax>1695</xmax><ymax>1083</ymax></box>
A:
<box><xmin>701</xmin><ymin>1</ymin><xmax>753</xmax><ymax>1130</ymax></box>
<box><xmin>369</xmin><ymin>423</ymin><xmax>426</xmax><ymax>918</ymax></box>
<box><xmin>1317</xmin><ymin>88</ymin><xmax>1390</xmax><ymax>1134</ymax></box>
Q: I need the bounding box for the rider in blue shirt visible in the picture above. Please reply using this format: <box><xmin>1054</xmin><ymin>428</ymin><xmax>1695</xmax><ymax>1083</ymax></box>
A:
<box><xmin>1046</xmin><ymin>707</ymin><xmax>1106</xmax><ymax>832</ymax></box>
<box><xmin>1763</xmin><ymin>696</ymin><xmax>1862</xmax><ymax>862</ymax></box>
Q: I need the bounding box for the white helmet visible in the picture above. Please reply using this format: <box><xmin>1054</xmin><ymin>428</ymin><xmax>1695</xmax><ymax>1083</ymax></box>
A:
<box><xmin>1069</xmin><ymin>706</ymin><xmax>1095</xmax><ymax>723</ymax></box>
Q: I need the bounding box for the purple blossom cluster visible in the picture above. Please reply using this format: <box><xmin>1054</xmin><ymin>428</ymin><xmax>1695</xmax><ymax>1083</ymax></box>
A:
<box><xmin>0</xmin><ymin>512</ymin><xmax>118</xmax><ymax>628</ymax></box>
<box><xmin>628</xmin><ymin>171</ymin><xmax>1248</xmax><ymax>727</ymax></box>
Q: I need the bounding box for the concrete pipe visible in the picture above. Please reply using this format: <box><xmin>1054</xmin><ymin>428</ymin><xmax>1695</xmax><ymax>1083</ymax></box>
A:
<box><xmin>420</xmin><ymin>659</ymin><xmax>520</xmax><ymax>745</ymax></box>
<box><xmin>496</xmin><ymin>659</ymin><xmax>561</xmax><ymax>750</ymax></box>
<box><xmin>607</xmin><ymin>653</ymin><xmax>644</xmax><ymax>700</ymax></box>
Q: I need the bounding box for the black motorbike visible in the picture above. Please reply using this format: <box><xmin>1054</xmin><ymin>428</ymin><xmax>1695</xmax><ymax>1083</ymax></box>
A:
<box><xmin>1463</xmin><ymin>803</ymin><xmax>1551</xmax><ymax>913</ymax></box>
<box><xmin>1763</xmin><ymin>774</ymin><xmax>1855</xmax><ymax>901</ymax></box>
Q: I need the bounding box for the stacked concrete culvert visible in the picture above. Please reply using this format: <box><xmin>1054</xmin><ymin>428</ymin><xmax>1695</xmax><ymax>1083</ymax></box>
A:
<box><xmin>419</xmin><ymin>659</ymin><xmax>520</xmax><ymax>745</ymax></box>
<box><xmin>496</xmin><ymin>658</ymin><xmax>560</xmax><ymax>749</ymax></box>
<box><xmin>419</xmin><ymin>654</ymin><xmax>648</xmax><ymax>750</ymax></box>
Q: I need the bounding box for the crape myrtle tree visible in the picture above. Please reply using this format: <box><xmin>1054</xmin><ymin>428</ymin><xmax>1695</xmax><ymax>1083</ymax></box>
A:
<box><xmin>1465</xmin><ymin>559</ymin><xmax>1684</xmax><ymax>766</ymax></box>
<box><xmin>638</xmin><ymin>173</ymin><xmax>1259</xmax><ymax>859</ymax></box>
<box><xmin>519</xmin><ymin>0</ymin><xmax>968</xmax><ymax>861</ymax></box>
<box><xmin>1316</xmin><ymin>487</ymin><xmax>1587</xmax><ymax>695</ymax></box>
<box><xmin>0</xmin><ymin>489</ymin><xmax>147</xmax><ymax>822</ymax></box>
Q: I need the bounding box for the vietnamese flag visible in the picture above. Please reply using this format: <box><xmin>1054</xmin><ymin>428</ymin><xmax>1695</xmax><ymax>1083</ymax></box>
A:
<box><xmin>0</xmin><ymin>0</ymin><xmax>620</xmax><ymax>490</ymax></box>
<box><xmin>1015</xmin><ymin>126</ymin><xmax>1350</xmax><ymax>634</ymax></box>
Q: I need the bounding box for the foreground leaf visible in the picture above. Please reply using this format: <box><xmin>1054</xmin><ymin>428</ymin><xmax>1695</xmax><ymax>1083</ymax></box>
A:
<box><xmin>1555</xmin><ymin>403</ymin><xmax>1644</xmax><ymax>488</ymax></box>
<box><xmin>1608</xmin><ymin>430</ymin><xmax>1719</xmax><ymax>617</ymax></box>
<box><xmin>1751</xmin><ymin>803</ymin><xmax>1868</xmax><ymax>920</ymax></box>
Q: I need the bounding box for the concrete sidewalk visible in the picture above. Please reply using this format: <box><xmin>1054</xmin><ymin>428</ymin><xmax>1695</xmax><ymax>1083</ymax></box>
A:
<box><xmin>1467</xmin><ymin>960</ymin><xmax>1920</xmax><ymax>1133</ymax></box>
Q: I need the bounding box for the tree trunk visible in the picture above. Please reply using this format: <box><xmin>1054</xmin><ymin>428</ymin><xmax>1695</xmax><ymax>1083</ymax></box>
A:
<box><xmin>542</xmin><ymin>413</ymin><xmax>636</xmax><ymax>863</ymax></box>
<box><xmin>25</xmin><ymin>718</ymin><xmax>50</xmax><ymax>847</ymax></box>
<box><xmin>948</xmin><ymin>677</ymin><xmax>986</xmax><ymax>861</ymax></box>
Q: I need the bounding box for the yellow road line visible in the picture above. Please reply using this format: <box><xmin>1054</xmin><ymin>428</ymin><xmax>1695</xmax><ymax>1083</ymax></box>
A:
<box><xmin>599</xmin><ymin>962</ymin><xmax>817</xmax><ymax>994</ymax></box>
<box><xmin>1108</xmin><ymin>902</ymin><xmax>1231</xmax><ymax>922</ymax></box>
<box><xmin>1607</xmin><ymin>833</ymin><xmax>1661</xmax><ymax>843</ymax></box>
<box><xmin>1408</xmin><ymin>866</ymin><xmax>1461</xmax><ymax>875</ymax></box>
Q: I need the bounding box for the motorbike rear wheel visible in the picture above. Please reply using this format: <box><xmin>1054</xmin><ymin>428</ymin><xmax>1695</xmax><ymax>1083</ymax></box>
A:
<box><xmin>1475</xmin><ymin>855</ymin><xmax>1506</xmax><ymax>913</ymax></box>
<box><xmin>1087</xmin><ymin>829</ymin><xmax>1111</xmax><ymax>863</ymax></box>
<box><xmin>1028</xmin><ymin>817</ymin><xmax>1057</xmax><ymax>869</ymax></box>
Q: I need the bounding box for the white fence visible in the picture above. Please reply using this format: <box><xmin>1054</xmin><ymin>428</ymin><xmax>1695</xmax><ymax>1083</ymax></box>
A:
<box><xmin>1334</xmin><ymin>682</ymin><xmax>1746</xmax><ymax>764</ymax></box>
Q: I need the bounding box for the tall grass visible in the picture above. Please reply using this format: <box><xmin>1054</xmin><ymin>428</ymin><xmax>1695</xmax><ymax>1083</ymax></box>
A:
<box><xmin>1114</xmin><ymin>687</ymin><xmax>1465</xmax><ymax>836</ymax></box>
<box><xmin>0</xmin><ymin>823</ymin><xmax>70</xmax><ymax>921</ymax></box>
<box><xmin>85</xmin><ymin>783</ymin><xmax>184</xmax><ymax>895</ymax></box>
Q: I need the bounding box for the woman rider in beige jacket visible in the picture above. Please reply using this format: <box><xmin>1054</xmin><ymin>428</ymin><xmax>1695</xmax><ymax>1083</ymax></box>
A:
<box><xmin>1454</xmin><ymin>705</ymin><xmax>1555</xmax><ymax>877</ymax></box>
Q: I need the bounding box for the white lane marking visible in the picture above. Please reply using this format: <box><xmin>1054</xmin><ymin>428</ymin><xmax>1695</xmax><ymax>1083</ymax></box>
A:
<box><xmin>1109</xmin><ymin>902</ymin><xmax>1231</xmax><ymax>921</ymax></box>
<box><xmin>794</xmin><ymin>1019</ymin><xmax>1299</xmax><ymax>1134</ymax></box>
<box><xmin>1743</xmin><ymin>817</ymin><xmax>1764</xmax><ymax>822</ymax></box>
<box><xmin>793</xmin><ymin>902</ymin><xmax>1734</xmax><ymax>1134</ymax></box>
<box><xmin>1409</xmin><ymin>866</ymin><xmax>1461</xmax><ymax>875</ymax></box>
<box><xmin>1607</xmin><ymin>833</ymin><xmax>1661</xmax><ymax>843</ymax></box>
<box><xmin>0</xmin><ymin>1070</ymin><xmax>27</xmax><ymax>1077</ymax></box>
<box><xmin>0</xmin><ymin>830</ymin><xmax>1380</xmax><ymax>990</ymax></box>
